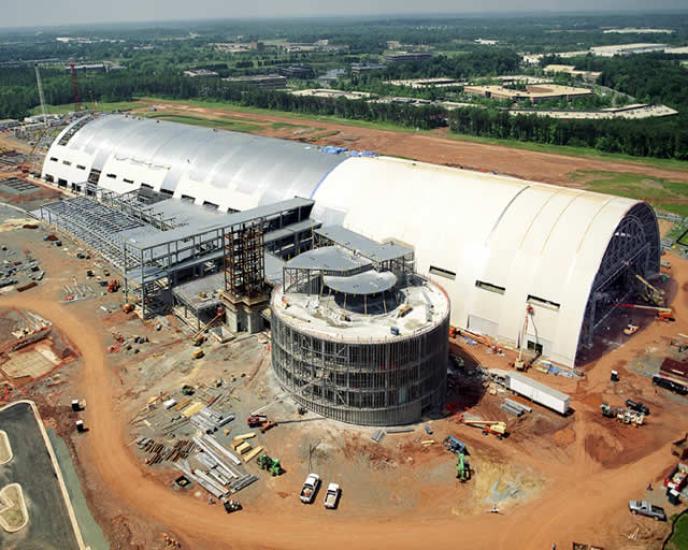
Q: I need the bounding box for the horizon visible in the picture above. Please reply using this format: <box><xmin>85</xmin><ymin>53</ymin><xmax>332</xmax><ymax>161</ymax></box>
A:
<box><xmin>2</xmin><ymin>2</ymin><xmax>688</xmax><ymax>31</ymax></box>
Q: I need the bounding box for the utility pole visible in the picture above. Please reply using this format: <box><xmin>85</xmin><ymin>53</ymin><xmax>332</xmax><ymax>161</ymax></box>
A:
<box><xmin>34</xmin><ymin>64</ymin><xmax>48</xmax><ymax>128</ymax></box>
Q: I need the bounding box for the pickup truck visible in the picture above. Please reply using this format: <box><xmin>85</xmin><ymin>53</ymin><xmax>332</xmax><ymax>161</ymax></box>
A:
<box><xmin>299</xmin><ymin>473</ymin><xmax>321</xmax><ymax>504</ymax></box>
<box><xmin>628</xmin><ymin>500</ymin><xmax>667</xmax><ymax>521</ymax></box>
<box><xmin>324</xmin><ymin>482</ymin><xmax>341</xmax><ymax>510</ymax></box>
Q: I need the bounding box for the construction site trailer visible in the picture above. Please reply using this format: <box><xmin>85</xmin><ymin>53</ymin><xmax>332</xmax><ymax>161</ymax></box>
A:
<box><xmin>506</xmin><ymin>372</ymin><xmax>571</xmax><ymax>415</ymax></box>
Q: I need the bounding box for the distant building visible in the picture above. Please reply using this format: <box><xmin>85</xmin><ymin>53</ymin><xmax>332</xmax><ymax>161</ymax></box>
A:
<box><xmin>277</xmin><ymin>65</ymin><xmax>315</xmax><ymax>79</ymax></box>
<box><xmin>350</xmin><ymin>63</ymin><xmax>386</xmax><ymax>75</ymax></box>
<box><xmin>475</xmin><ymin>39</ymin><xmax>498</xmax><ymax>46</ymax></box>
<box><xmin>464</xmin><ymin>84</ymin><xmax>592</xmax><ymax>104</ymax></box>
<box><xmin>544</xmin><ymin>64</ymin><xmax>601</xmax><ymax>83</ymax></box>
<box><xmin>65</xmin><ymin>62</ymin><xmax>125</xmax><ymax>73</ymax></box>
<box><xmin>0</xmin><ymin>119</ymin><xmax>19</xmax><ymax>130</ymax></box>
<box><xmin>183</xmin><ymin>69</ymin><xmax>219</xmax><ymax>78</ymax></box>
<box><xmin>383</xmin><ymin>52</ymin><xmax>433</xmax><ymax>64</ymax></box>
<box><xmin>385</xmin><ymin>77</ymin><xmax>465</xmax><ymax>89</ymax></box>
<box><xmin>590</xmin><ymin>43</ymin><xmax>667</xmax><ymax>57</ymax></box>
<box><xmin>223</xmin><ymin>74</ymin><xmax>287</xmax><ymax>89</ymax></box>
<box><xmin>291</xmin><ymin>89</ymin><xmax>372</xmax><ymax>100</ymax></box>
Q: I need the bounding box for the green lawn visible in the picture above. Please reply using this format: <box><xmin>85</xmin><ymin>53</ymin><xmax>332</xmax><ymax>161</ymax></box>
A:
<box><xmin>31</xmin><ymin>101</ymin><xmax>139</xmax><ymax>115</ymax></box>
<box><xmin>666</xmin><ymin>510</ymin><xmax>688</xmax><ymax>550</ymax></box>
<box><xmin>444</xmin><ymin>132</ymin><xmax>688</xmax><ymax>172</ymax></box>
<box><xmin>144</xmin><ymin>113</ymin><xmax>261</xmax><ymax>133</ymax></box>
<box><xmin>571</xmin><ymin>170</ymin><xmax>688</xmax><ymax>216</ymax></box>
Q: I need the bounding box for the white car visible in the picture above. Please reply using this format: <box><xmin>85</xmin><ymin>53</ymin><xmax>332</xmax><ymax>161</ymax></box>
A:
<box><xmin>299</xmin><ymin>473</ymin><xmax>321</xmax><ymax>504</ymax></box>
<box><xmin>324</xmin><ymin>482</ymin><xmax>341</xmax><ymax>510</ymax></box>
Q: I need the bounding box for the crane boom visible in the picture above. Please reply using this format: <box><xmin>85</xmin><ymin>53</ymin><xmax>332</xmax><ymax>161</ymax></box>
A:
<box><xmin>34</xmin><ymin>64</ymin><xmax>47</xmax><ymax>128</ymax></box>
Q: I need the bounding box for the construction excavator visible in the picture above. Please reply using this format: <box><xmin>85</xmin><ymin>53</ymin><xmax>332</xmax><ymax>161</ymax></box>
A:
<box><xmin>456</xmin><ymin>451</ymin><xmax>471</xmax><ymax>482</ymax></box>
<box><xmin>460</xmin><ymin>416</ymin><xmax>508</xmax><ymax>439</ymax></box>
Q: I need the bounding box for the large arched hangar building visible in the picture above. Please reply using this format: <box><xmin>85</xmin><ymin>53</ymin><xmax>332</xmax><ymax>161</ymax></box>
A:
<box><xmin>42</xmin><ymin>114</ymin><xmax>660</xmax><ymax>367</ymax></box>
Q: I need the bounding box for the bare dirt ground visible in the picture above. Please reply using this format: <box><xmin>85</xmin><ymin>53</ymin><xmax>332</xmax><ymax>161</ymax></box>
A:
<box><xmin>137</xmin><ymin>99</ymin><xmax>688</xmax><ymax>186</ymax></box>
<box><xmin>0</xmin><ymin>217</ymin><xmax>686</xmax><ymax>550</ymax></box>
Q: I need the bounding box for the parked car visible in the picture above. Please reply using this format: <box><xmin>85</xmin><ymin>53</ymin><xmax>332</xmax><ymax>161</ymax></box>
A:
<box><xmin>324</xmin><ymin>482</ymin><xmax>341</xmax><ymax>510</ymax></box>
<box><xmin>299</xmin><ymin>473</ymin><xmax>321</xmax><ymax>504</ymax></box>
<box><xmin>628</xmin><ymin>500</ymin><xmax>666</xmax><ymax>521</ymax></box>
<box><xmin>625</xmin><ymin>399</ymin><xmax>650</xmax><ymax>415</ymax></box>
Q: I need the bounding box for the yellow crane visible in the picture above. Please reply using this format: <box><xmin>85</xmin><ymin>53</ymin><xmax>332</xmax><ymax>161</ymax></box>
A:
<box><xmin>635</xmin><ymin>274</ymin><xmax>665</xmax><ymax>306</ymax></box>
<box><xmin>460</xmin><ymin>416</ymin><xmax>508</xmax><ymax>439</ymax></box>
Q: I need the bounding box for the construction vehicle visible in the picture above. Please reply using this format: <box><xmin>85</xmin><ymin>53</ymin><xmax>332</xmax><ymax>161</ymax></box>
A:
<box><xmin>324</xmin><ymin>482</ymin><xmax>341</xmax><ymax>509</ymax></box>
<box><xmin>300</xmin><ymin>473</ymin><xmax>321</xmax><ymax>504</ymax></box>
<box><xmin>106</xmin><ymin>279</ymin><xmax>121</xmax><ymax>293</ymax></box>
<box><xmin>460</xmin><ymin>416</ymin><xmax>508</xmax><ymax>439</ymax></box>
<box><xmin>618</xmin><ymin>303</ymin><xmax>675</xmax><ymax>322</ymax></box>
<box><xmin>257</xmin><ymin>453</ymin><xmax>283</xmax><ymax>477</ymax></box>
<box><xmin>672</xmin><ymin>434</ymin><xmax>688</xmax><ymax>460</ymax></box>
<box><xmin>634</xmin><ymin>274</ymin><xmax>665</xmax><ymax>306</ymax></box>
<box><xmin>625</xmin><ymin>399</ymin><xmax>650</xmax><ymax>416</ymax></box>
<box><xmin>514</xmin><ymin>305</ymin><xmax>535</xmax><ymax>371</ymax></box>
<box><xmin>457</xmin><ymin>451</ymin><xmax>471</xmax><ymax>482</ymax></box>
<box><xmin>222</xmin><ymin>499</ymin><xmax>242</xmax><ymax>514</ymax></box>
<box><xmin>443</xmin><ymin>435</ymin><xmax>468</xmax><ymax>454</ymax></box>
<box><xmin>664</xmin><ymin>463</ymin><xmax>688</xmax><ymax>493</ymax></box>
<box><xmin>623</xmin><ymin>323</ymin><xmax>639</xmax><ymax>336</ymax></box>
<box><xmin>247</xmin><ymin>414</ymin><xmax>269</xmax><ymax>428</ymax></box>
<box><xmin>600</xmin><ymin>403</ymin><xmax>645</xmax><ymax>426</ymax></box>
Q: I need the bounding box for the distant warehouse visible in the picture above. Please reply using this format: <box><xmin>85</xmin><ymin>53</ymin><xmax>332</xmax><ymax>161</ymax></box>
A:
<box><xmin>223</xmin><ymin>74</ymin><xmax>287</xmax><ymax>89</ymax></box>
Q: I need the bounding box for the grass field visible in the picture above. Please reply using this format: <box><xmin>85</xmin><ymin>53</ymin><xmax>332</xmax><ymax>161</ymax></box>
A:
<box><xmin>666</xmin><ymin>510</ymin><xmax>688</xmax><ymax>550</ymax></box>
<box><xmin>444</xmin><ymin>133</ymin><xmax>688</xmax><ymax>172</ymax></box>
<box><xmin>31</xmin><ymin>101</ymin><xmax>139</xmax><ymax>115</ymax></box>
<box><xmin>571</xmin><ymin>170</ymin><xmax>688</xmax><ymax>216</ymax></box>
<box><xmin>144</xmin><ymin>113</ymin><xmax>261</xmax><ymax>133</ymax></box>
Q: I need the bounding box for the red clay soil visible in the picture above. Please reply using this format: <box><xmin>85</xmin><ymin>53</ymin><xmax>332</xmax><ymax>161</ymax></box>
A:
<box><xmin>2</xmin><ymin>248</ymin><xmax>688</xmax><ymax>549</ymax></box>
<box><xmin>140</xmin><ymin>99</ymin><xmax>688</xmax><ymax>186</ymax></box>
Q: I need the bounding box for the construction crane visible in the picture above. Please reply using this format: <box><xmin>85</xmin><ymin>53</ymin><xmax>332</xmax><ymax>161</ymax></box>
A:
<box><xmin>34</xmin><ymin>64</ymin><xmax>48</xmax><ymax>128</ymax></box>
<box><xmin>460</xmin><ymin>416</ymin><xmax>508</xmax><ymax>439</ymax></box>
<box><xmin>514</xmin><ymin>304</ymin><xmax>535</xmax><ymax>371</ymax></box>
<box><xmin>634</xmin><ymin>274</ymin><xmax>665</xmax><ymax>306</ymax></box>
<box><xmin>69</xmin><ymin>62</ymin><xmax>82</xmax><ymax>112</ymax></box>
<box><xmin>618</xmin><ymin>303</ymin><xmax>675</xmax><ymax>322</ymax></box>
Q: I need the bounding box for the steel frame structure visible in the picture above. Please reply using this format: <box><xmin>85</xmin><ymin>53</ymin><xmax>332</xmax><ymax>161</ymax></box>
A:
<box><xmin>224</xmin><ymin>222</ymin><xmax>267</xmax><ymax>302</ymax></box>
<box><xmin>578</xmin><ymin>203</ymin><xmax>660</xmax><ymax>349</ymax></box>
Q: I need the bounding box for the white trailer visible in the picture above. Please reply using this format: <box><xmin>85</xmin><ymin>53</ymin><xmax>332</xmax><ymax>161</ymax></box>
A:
<box><xmin>506</xmin><ymin>372</ymin><xmax>571</xmax><ymax>415</ymax></box>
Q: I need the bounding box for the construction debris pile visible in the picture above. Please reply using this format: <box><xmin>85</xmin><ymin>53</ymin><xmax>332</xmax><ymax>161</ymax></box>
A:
<box><xmin>0</xmin><ymin>244</ymin><xmax>44</xmax><ymax>292</ymax></box>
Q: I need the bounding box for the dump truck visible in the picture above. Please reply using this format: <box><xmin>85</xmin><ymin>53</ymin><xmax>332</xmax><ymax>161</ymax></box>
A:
<box><xmin>324</xmin><ymin>482</ymin><xmax>341</xmax><ymax>510</ymax></box>
<box><xmin>672</xmin><ymin>434</ymin><xmax>688</xmax><ymax>460</ymax></box>
<box><xmin>300</xmin><ymin>473</ymin><xmax>321</xmax><ymax>504</ymax></box>
<box><xmin>505</xmin><ymin>372</ymin><xmax>571</xmax><ymax>415</ymax></box>
<box><xmin>628</xmin><ymin>500</ymin><xmax>666</xmax><ymax>521</ymax></box>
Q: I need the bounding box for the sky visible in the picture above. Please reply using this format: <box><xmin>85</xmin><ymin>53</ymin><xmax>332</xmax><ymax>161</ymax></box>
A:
<box><xmin>2</xmin><ymin>0</ymin><xmax>687</xmax><ymax>28</ymax></box>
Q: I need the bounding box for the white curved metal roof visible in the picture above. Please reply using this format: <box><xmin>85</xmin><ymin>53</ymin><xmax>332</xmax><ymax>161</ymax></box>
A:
<box><xmin>311</xmin><ymin>156</ymin><xmax>648</xmax><ymax>366</ymax></box>
<box><xmin>42</xmin><ymin>115</ymin><xmax>658</xmax><ymax>366</ymax></box>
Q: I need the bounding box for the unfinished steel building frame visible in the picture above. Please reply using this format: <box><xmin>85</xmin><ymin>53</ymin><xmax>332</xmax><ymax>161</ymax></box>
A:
<box><xmin>271</xmin><ymin>231</ymin><xmax>449</xmax><ymax>426</ymax></box>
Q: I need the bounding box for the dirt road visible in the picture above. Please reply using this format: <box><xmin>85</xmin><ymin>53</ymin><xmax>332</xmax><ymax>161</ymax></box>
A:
<box><xmin>1</xmin><ymin>263</ymin><xmax>684</xmax><ymax>549</ymax></box>
<box><xmin>139</xmin><ymin>99</ymin><xmax>688</xmax><ymax>186</ymax></box>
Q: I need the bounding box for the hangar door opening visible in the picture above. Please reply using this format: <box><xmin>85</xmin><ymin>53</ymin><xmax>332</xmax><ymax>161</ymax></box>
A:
<box><xmin>577</xmin><ymin>203</ymin><xmax>660</xmax><ymax>355</ymax></box>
